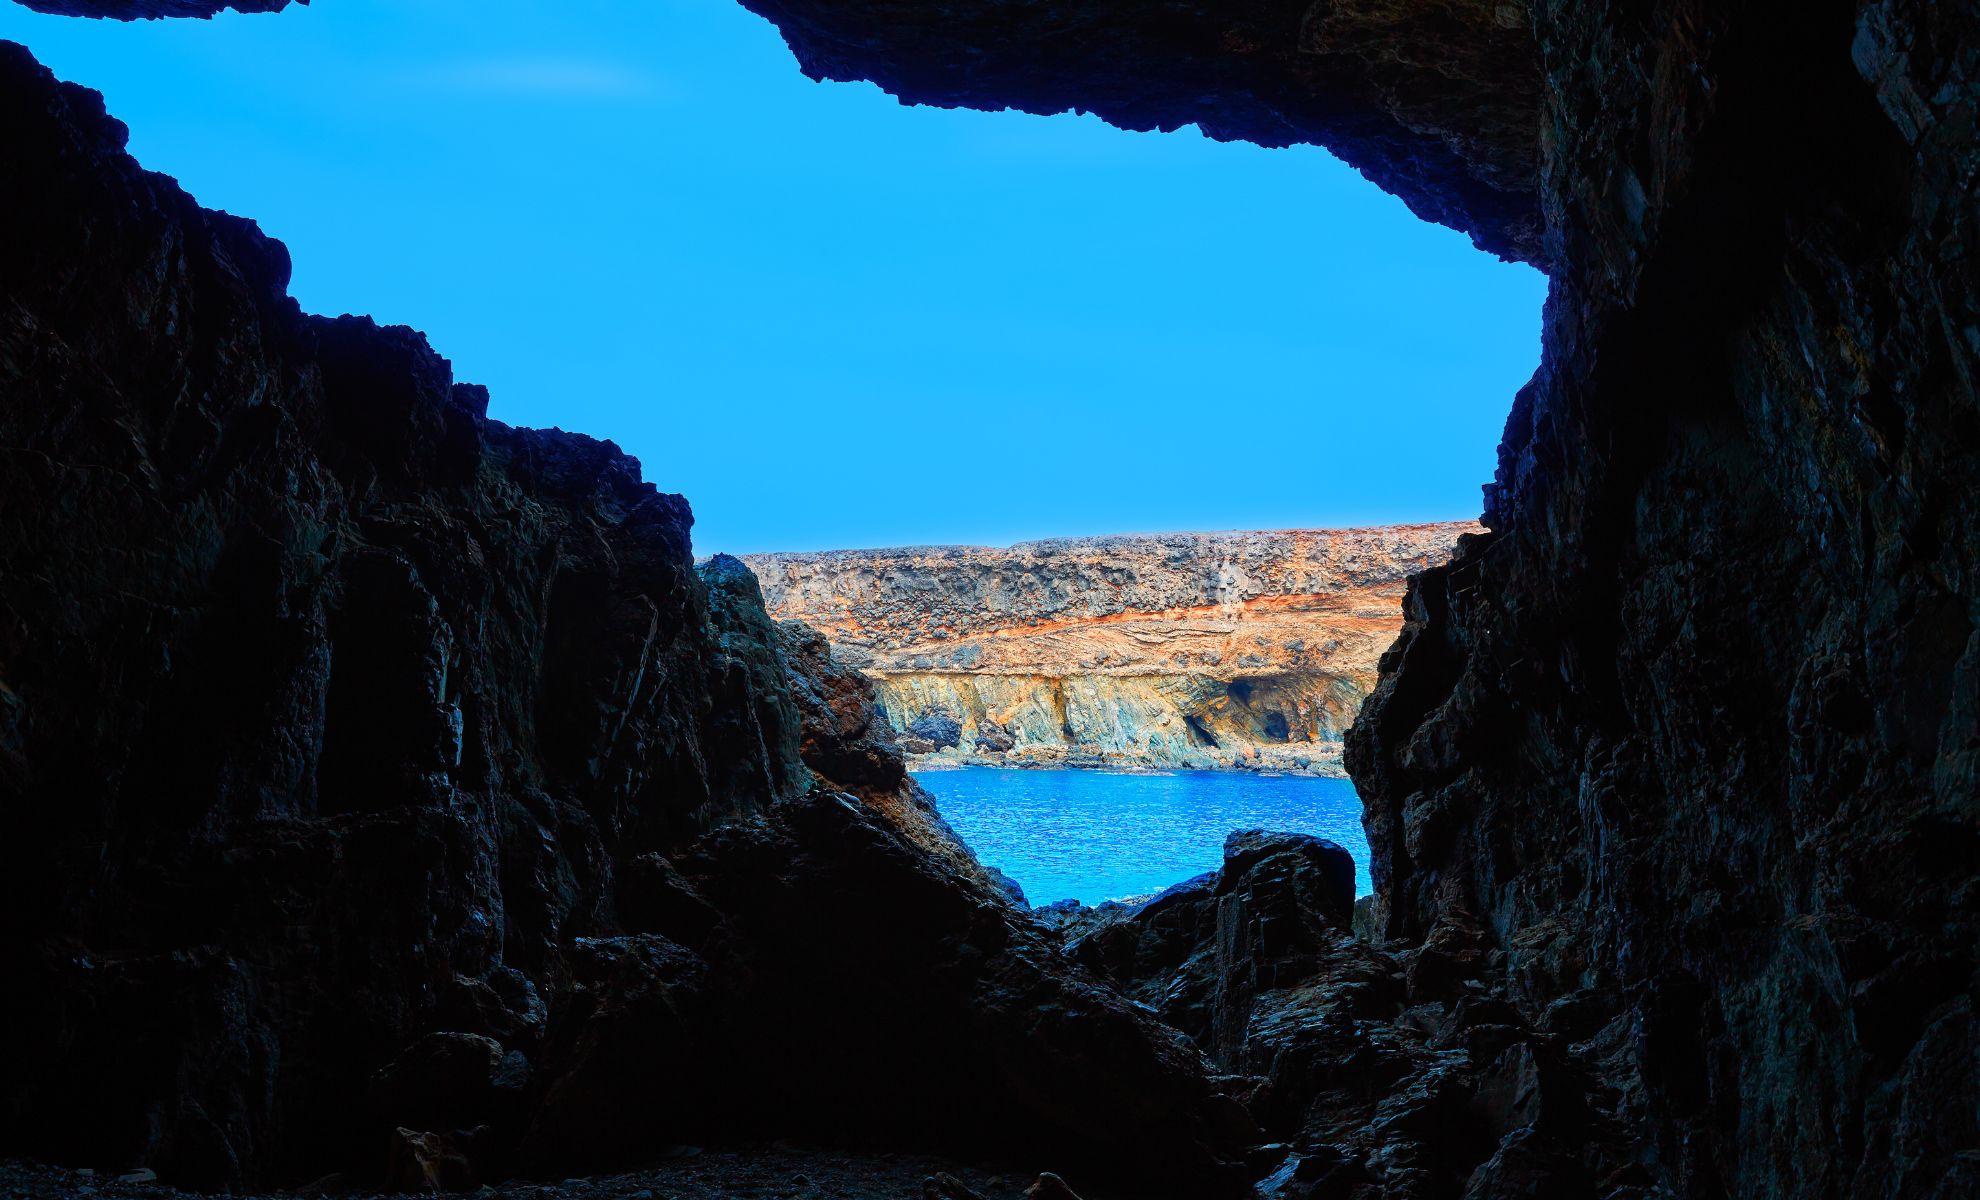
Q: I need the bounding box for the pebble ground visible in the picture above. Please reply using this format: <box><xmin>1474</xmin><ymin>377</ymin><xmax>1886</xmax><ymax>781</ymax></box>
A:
<box><xmin>0</xmin><ymin>1148</ymin><xmax>1051</xmax><ymax>1200</ymax></box>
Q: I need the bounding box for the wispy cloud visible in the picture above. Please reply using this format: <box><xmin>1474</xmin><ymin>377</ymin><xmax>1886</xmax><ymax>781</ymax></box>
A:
<box><xmin>411</xmin><ymin>56</ymin><xmax>666</xmax><ymax>100</ymax></box>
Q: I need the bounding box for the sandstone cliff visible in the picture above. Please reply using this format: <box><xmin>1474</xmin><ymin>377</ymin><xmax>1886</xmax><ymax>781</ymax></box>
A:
<box><xmin>741</xmin><ymin>525</ymin><xmax>1472</xmax><ymax>774</ymax></box>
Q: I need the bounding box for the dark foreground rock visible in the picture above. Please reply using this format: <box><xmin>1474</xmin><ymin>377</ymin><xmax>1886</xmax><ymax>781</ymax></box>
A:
<box><xmin>1343</xmin><ymin>5</ymin><xmax>1980</xmax><ymax>1194</ymax></box>
<box><xmin>736</xmin><ymin>1</ymin><xmax>1980</xmax><ymax>1196</ymax></box>
<box><xmin>0</xmin><ymin>1153</ymin><xmax>1078</xmax><ymax>1200</ymax></box>
<box><xmin>0</xmin><ymin>42</ymin><xmax>1248</xmax><ymax>1197</ymax></box>
<box><xmin>1048</xmin><ymin>834</ymin><xmax>1638</xmax><ymax>1198</ymax></box>
<box><xmin>8</xmin><ymin>0</ymin><xmax>1980</xmax><ymax>1195</ymax></box>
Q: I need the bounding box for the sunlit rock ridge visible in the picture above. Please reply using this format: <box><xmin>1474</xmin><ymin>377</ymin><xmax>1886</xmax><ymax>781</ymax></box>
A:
<box><xmin>740</xmin><ymin>523</ymin><xmax>1474</xmax><ymax>774</ymax></box>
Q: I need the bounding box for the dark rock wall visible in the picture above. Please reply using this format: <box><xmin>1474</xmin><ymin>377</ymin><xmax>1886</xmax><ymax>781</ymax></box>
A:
<box><xmin>0</xmin><ymin>42</ymin><xmax>1251</xmax><ymax>1195</ymax></box>
<box><xmin>738</xmin><ymin>1</ymin><xmax>1980</xmax><ymax>1197</ymax></box>
<box><xmin>0</xmin><ymin>38</ymin><xmax>802</xmax><ymax>1185</ymax></box>
<box><xmin>7</xmin><ymin>0</ymin><xmax>1978</xmax><ymax>1193</ymax></box>
<box><xmin>1350</xmin><ymin>5</ymin><xmax>1980</xmax><ymax>1196</ymax></box>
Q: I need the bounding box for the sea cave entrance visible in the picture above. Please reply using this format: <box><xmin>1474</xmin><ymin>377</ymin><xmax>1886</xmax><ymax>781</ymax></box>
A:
<box><xmin>0</xmin><ymin>0</ymin><xmax>1542</xmax><ymax>913</ymax></box>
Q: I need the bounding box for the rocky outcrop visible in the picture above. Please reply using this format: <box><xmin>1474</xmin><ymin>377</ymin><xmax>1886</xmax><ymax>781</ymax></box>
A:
<box><xmin>739</xmin><ymin>0</ymin><xmax>1980</xmax><ymax>1196</ymax></box>
<box><xmin>0</xmin><ymin>42</ymin><xmax>1253</xmax><ymax>1195</ymax></box>
<box><xmin>1039</xmin><ymin>831</ymin><xmax>1638</xmax><ymax>1197</ymax></box>
<box><xmin>742</xmin><ymin>525</ymin><xmax>1473</xmax><ymax>775</ymax></box>
<box><xmin>1347</xmin><ymin>7</ymin><xmax>1980</xmax><ymax>1195</ymax></box>
<box><xmin>9</xmin><ymin>0</ymin><xmax>1980</xmax><ymax>1192</ymax></box>
<box><xmin>1044</xmin><ymin>832</ymin><xmax>1356</xmax><ymax>1064</ymax></box>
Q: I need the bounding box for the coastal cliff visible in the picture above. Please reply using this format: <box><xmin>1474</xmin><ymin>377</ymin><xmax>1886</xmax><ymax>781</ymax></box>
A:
<box><xmin>741</xmin><ymin>524</ymin><xmax>1472</xmax><ymax>774</ymax></box>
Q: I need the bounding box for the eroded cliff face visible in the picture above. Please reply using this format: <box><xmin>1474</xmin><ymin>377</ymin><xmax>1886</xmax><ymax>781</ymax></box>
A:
<box><xmin>741</xmin><ymin>525</ymin><xmax>1473</xmax><ymax>774</ymax></box>
<box><xmin>0</xmin><ymin>42</ymin><xmax>1255</xmax><ymax>1195</ymax></box>
<box><xmin>737</xmin><ymin>2</ymin><xmax>1980</xmax><ymax>1197</ymax></box>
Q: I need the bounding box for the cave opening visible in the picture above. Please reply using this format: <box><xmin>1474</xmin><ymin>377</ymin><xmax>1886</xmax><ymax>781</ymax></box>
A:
<box><xmin>7</xmin><ymin>0</ymin><xmax>1974</xmax><ymax>1195</ymax></box>
<box><xmin>0</xmin><ymin>0</ymin><xmax>1540</xmax><ymax>555</ymax></box>
<box><xmin>1183</xmin><ymin>713</ymin><xmax>1221</xmax><ymax>749</ymax></box>
<box><xmin>0</xmin><ymin>0</ymin><xmax>1537</xmax><ymax>918</ymax></box>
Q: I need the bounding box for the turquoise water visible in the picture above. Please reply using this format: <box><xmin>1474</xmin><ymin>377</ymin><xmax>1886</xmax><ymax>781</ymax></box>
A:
<box><xmin>914</xmin><ymin>767</ymin><xmax>1372</xmax><ymax>906</ymax></box>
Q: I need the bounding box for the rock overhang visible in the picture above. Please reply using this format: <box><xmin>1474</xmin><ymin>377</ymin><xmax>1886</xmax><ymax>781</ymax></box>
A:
<box><xmin>732</xmin><ymin>0</ymin><xmax>1548</xmax><ymax>267</ymax></box>
<box><xmin>8</xmin><ymin>0</ymin><xmax>1548</xmax><ymax>267</ymax></box>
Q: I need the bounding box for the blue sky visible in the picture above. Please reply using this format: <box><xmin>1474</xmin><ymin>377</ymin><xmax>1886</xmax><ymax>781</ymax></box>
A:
<box><xmin>0</xmin><ymin>0</ymin><xmax>1546</xmax><ymax>554</ymax></box>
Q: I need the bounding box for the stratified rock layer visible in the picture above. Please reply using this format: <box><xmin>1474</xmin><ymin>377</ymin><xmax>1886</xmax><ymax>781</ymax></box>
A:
<box><xmin>740</xmin><ymin>0</ymin><xmax>1980</xmax><ymax>1195</ymax></box>
<box><xmin>0</xmin><ymin>43</ymin><xmax>1251</xmax><ymax>1195</ymax></box>
<box><xmin>741</xmin><ymin>525</ymin><xmax>1472</xmax><ymax>774</ymax></box>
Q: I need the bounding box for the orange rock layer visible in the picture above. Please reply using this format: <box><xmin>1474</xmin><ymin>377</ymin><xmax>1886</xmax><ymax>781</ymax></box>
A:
<box><xmin>740</xmin><ymin>523</ymin><xmax>1477</xmax><ymax>773</ymax></box>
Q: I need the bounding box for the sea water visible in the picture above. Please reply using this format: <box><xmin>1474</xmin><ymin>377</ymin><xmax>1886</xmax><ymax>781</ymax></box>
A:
<box><xmin>914</xmin><ymin>767</ymin><xmax>1371</xmax><ymax>906</ymax></box>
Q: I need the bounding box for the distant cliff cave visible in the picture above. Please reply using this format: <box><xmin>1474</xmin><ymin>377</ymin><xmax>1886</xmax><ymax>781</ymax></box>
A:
<box><xmin>2</xmin><ymin>1</ymin><xmax>1976</xmax><ymax>1198</ymax></box>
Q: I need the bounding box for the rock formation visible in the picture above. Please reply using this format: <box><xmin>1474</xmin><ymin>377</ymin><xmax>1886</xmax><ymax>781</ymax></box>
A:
<box><xmin>5</xmin><ymin>0</ymin><xmax>1979</xmax><ymax>1196</ymax></box>
<box><xmin>732</xmin><ymin>0</ymin><xmax>1980</xmax><ymax>1196</ymax></box>
<box><xmin>1037</xmin><ymin>831</ymin><xmax>1641</xmax><ymax>1197</ymax></box>
<box><xmin>741</xmin><ymin>525</ymin><xmax>1472</xmax><ymax>775</ymax></box>
<box><xmin>0</xmin><ymin>42</ymin><xmax>1251</xmax><ymax>1195</ymax></box>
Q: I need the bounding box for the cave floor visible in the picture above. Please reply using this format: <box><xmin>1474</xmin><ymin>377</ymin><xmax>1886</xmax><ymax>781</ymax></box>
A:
<box><xmin>0</xmin><ymin>1149</ymin><xmax>1040</xmax><ymax>1200</ymax></box>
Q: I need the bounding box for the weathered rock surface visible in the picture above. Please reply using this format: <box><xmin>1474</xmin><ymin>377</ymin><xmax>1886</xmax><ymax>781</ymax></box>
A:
<box><xmin>742</xmin><ymin>526</ymin><xmax>1472</xmax><ymax>775</ymax></box>
<box><xmin>739</xmin><ymin>0</ymin><xmax>1980</xmax><ymax>1196</ymax></box>
<box><xmin>1048</xmin><ymin>832</ymin><xmax>1355</xmax><ymax>1062</ymax></box>
<box><xmin>0</xmin><ymin>42</ymin><xmax>1251</xmax><ymax>1195</ymax></box>
<box><xmin>1346</xmin><ymin>6</ymin><xmax>1980</xmax><ymax>1195</ymax></box>
<box><xmin>9</xmin><ymin>0</ymin><xmax>1980</xmax><ymax>1193</ymax></box>
<box><xmin>0</xmin><ymin>1153</ymin><xmax>1082</xmax><ymax>1200</ymax></box>
<box><xmin>1040</xmin><ymin>832</ymin><xmax>1636</xmax><ymax>1198</ymax></box>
